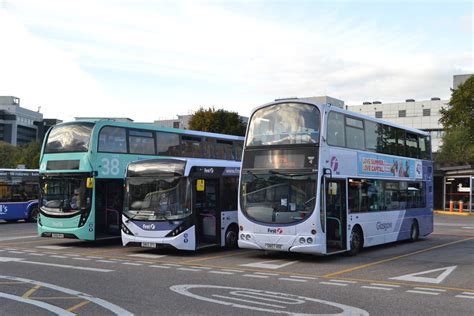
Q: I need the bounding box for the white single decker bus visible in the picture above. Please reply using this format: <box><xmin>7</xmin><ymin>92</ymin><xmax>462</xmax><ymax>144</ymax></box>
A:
<box><xmin>238</xmin><ymin>98</ymin><xmax>433</xmax><ymax>255</ymax></box>
<box><xmin>122</xmin><ymin>158</ymin><xmax>240</xmax><ymax>251</ymax></box>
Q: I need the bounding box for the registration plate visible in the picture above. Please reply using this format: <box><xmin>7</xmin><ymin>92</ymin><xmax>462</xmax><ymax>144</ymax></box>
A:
<box><xmin>141</xmin><ymin>242</ymin><xmax>157</xmax><ymax>248</ymax></box>
<box><xmin>51</xmin><ymin>233</ymin><xmax>64</xmax><ymax>238</ymax></box>
<box><xmin>264</xmin><ymin>243</ymin><xmax>283</xmax><ymax>250</ymax></box>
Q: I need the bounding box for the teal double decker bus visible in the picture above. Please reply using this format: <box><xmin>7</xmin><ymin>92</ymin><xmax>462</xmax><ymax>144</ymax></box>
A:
<box><xmin>38</xmin><ymin>120</ymin><xmax>244</xmax><ymax>240</ymax></box>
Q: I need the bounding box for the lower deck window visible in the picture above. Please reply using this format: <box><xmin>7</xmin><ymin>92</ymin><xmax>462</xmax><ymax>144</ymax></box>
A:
<box><xmin>348</xmin><ymin>178</ymin><xmax>425</xmax><ymax>213</ymax></box>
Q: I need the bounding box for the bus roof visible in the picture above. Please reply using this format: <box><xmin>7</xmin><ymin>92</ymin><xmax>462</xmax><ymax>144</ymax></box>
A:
<box><xmin>55</xmin><ymin>120</ymin><xmax>245</xmax><ymax>141</ymax></box>
<box><xmin>251</xmin><ymin>98</ymin><xmax>430</xmax><ymax>137</ymax></box>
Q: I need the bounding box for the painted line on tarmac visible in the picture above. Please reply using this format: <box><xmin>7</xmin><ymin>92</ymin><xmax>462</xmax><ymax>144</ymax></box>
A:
<box><xmin>0</xmin><ymin>275</ymin><xmax>133</xmax><ymax>316</ymax></box>
<box><xmin>0</xmin><ymin>292</ymin><xmax>75</xmax><ymax>316</ymax></box>
<box><xmin>361</xmin><ymin>286</ymin><xmax>393</xmax><ymax>291</ymax></box>
<box><xmin>323</xmin><ymin>237</ymin><xmax>474</xmax><ymax>278</ymax></box>
<box><xmin>406</xmin><ymin>290</ymin><xmax>440</xmax><ymax>296</ymax></box>
<box><xmin>0</xmin><ymin>235</ymin><xmax>37</xmax><ymax>242</ymax></box>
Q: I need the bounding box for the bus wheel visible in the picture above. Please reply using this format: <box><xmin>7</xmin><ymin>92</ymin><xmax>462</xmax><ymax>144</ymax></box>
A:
<box><xmin>28</xmin><ymin>206</ymin><xmax>39</xmax><ymax>223</ymax></box>
<box><xmin>409</xmin><ymin>221</ymin><xmax>419</xmax><ymax>242</ymax></box>
<box><xmin>225</xmin><ymin>225</ymin><xmax>238</xmax><ymax>249</ymax></box>
<box><xmin>348</xmin><ymin>227</ymin><xmax>363</xmax><ymax>256</ymax></box>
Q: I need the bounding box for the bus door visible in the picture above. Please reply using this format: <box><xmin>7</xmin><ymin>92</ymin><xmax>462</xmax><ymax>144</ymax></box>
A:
<box><xmin>193</xmin><ymin>178</ymin><xmax>220</xmax><ymax>247</ymax></box>
<box><xmin>95</xmin><ymin>179</ymin><xmax>123</xmax><ymax>238</ymax></box>
<box><xmin>325</xmin><ymin>178</ymin><xmax>347</xmax><ymax>252</ymax></box>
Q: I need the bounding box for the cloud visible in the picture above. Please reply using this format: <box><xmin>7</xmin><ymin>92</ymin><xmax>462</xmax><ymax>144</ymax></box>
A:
<box><xmin>0</xmin><ymin>0</ymin><xmax>472</xmax><ymax>122</ymax></box>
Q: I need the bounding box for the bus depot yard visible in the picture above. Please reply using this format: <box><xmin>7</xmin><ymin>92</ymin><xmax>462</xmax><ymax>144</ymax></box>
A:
<box><xmin>0</xmin><ymin>214</ymin><xmax>472</xmax><ymax>315</ymax></box>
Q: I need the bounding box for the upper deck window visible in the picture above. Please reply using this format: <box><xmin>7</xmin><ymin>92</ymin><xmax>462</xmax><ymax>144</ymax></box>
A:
<box><xmin>45</xmin><ymin>123</ymin><xmax>94</xmax><ymax>153</ymax></box>
<box><xmin>99</xmin><ymin>126</ymin><xmax>127</xmax><ymax>153</ymax></box>
<box><xmin>246</xmin><ymin>103</ymin><xmax>320</xmax><ymax>147</ymax></box>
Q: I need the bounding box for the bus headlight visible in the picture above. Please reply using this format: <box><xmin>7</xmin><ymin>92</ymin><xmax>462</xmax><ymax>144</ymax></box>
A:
<box><xmin>121</xmin><ymin>224</ymin><xmax>133</xmax><ymax>236</ymax></box>
<box><xmin>299</xmin><ymin>237</ymin><xmax>306</xmax><ymax>244</ymax></box>
<box><xmin>306</xmin><ymin>237</ymin><xmax>313</xmax><ymax>244</ymax></box>
<box><xmin>245</xmin><ymin>234</ymin><xmax>251</xmax><ymax>240</ymax></box>
<box><xmin>240</xmin><ymin>234</ymin><xmax>245</xmax><ymax>240</ymax></box>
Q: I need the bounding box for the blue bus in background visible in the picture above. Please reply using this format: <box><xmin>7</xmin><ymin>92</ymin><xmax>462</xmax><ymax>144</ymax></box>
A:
<box><xmin>0</xmin><ymin>169</ymin><xmax>39</xmax><ymax>223</ymax></box>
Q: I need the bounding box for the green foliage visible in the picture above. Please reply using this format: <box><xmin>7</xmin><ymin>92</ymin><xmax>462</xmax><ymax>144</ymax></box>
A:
<box><xmin>0</xmin><ymin>141</ymin><xmax>41</xmax><ymax>169</ymax></box>
<box><xmin>437</xmin><ymin>75</ymin><xmax>474</xmax><ymax>164</ymax></box>
<box><xmin>188</xmin><ymin>107</ymin><xmax>246</xmax><ymax>136</ymax></box>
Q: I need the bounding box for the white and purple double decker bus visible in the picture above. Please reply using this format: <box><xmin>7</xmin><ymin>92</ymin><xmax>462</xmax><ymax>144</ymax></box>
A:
<box><xmin>238</xmin><ymin>98</ymin><xmax>433</xmax><ymax>255</ymax></box>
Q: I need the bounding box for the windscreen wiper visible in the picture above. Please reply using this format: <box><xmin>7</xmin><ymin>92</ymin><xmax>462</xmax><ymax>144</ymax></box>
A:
<box><xmin>269</xmin><ymin>170</ymin><xmax>313</xmax><ymax>177</ymax></box>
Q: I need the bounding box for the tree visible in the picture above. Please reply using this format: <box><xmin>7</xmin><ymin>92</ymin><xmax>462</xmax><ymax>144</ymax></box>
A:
<box><xmin>437</xmin><ymin>75</ymin><xmax>474</xmax><ymax>164</ymax></box>
<box><xmin>0</xmin><ymin>141</ymin><xmax>41</xmax><ymax>169</ymax></box>
<box><xmin>188</xmin><ymin>107</ymin><xmax>246</xmax><ymax>136</ymax></box>
<box><xmin>0</xmin><ymin>141</ymin><xmax>17</xmax><ymax>168</ymax></box>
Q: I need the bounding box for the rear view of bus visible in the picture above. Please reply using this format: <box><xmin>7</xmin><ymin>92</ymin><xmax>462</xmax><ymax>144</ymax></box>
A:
<box><xmin>238</xmin><ymin>98</ymin><xmax>433</xmax><ymax>255</ymax></box>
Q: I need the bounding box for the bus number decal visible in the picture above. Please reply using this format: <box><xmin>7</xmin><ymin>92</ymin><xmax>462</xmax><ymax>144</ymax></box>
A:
<box><xmin>101</xmin><ymin>158</ymin><xmax>120</xmax><ymax>175</ymax></box>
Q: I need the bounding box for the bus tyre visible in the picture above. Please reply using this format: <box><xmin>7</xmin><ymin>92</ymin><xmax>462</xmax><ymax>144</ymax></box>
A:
<box><xmin>348</xmin><ymin>227</ymin><xmax>363</xmax><ymax>256</ymax></box>
<box><xmin>28</xmin><ymin>206</ymin><xmax>39</xmax><ymax>223</ymax></box>
<box><xmin>225</xmin><ymin>225</ymin><xmax>238</xmax><ymax>249</ymax></box>
<box><xmin>409</xmin><ymin>221</ymin><xmax>419</xmax><ymax>242</ymax></box>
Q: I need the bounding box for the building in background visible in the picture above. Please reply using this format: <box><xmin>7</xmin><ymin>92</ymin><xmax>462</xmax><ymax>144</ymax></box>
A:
<box><xmin>0</xmin><ymin>96</ymin><xmax>43</xmax><ymax>146</ymax></box>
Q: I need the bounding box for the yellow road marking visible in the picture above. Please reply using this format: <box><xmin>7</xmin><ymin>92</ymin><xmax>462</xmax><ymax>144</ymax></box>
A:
<box><xmin>22</xmin><ymin>284</ymin><xmax>41</xmax><ymax>298</ymax></box>
<box><xmin>67</xmin><ymin>300</ymin><xmax>91</xmax><ymax>312</ymax></box>
<box><xmin>0</xmin><ymin>282</ymin><xmax>25</xmax><ymax>285</ymax></box>
<box><xmin>30</xmin><ymin>296</ymin><xmax>82</xmax><ymax>300</ymax></box>
<box><xmin>323</xmin><ymin>237</ymin><xmax>474</xmax><ymax>278</ymax></box>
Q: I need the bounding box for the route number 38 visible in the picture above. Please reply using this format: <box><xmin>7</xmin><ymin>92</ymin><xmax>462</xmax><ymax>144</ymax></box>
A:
<box><xmin>101</xmin><ymin>158</ymin><xmax>120</xmax><ymax>175</ymax></box>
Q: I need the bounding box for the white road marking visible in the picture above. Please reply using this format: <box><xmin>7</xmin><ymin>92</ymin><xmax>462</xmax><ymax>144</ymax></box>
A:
<box><xmin>50</xmin><ymin>255</ymin><xmax>67</xmax><ymax>258</ymax></box>
<box><xmin>319</xmin><ymin>282</ymin><xmax>348</xmax><ymax>287</ymax></box>
<box><xmin>361</xmin><ymin>286</ymin><xmax>393</xmax><ymax>291</ymax></box>
<box><xmin>406</xmin><ymin>290</ymin><xmax>440</xmax><ymax>296</ymax></box>
<box><xmin>370</xmin><ymin>283</ymin><xmax>400</xmax><ymax>288</ymax></box>
<box><xmin>208</xmin><ymin>271</ymin><xmax>234</xmax><ymax>275</ymax></box>
<box><xmin>0</xmin><ymin>275</ymin><xmax>133</xmax><ymax>315</ymax></box>
<box><xmin>65</xmin><ymin>254</ymin><xmax>80</xmax><ymax>257</ymax></box>
<box><xmin>137</xmin><ymin>261</ymin><xmax>154</xmax><ymax>264</ymax></box>
<box><xmin>170</xmin><ymin>284</ymin><xmax>370</xmax><ymax>315</ymax></box>
<box><xmin>0</xmin><ymin>292</ymin><xmax>75</xmax><ymax>316</ymax></box>
<box><xmin>243</xmin><ymin>274</ymin><xmax>269</xmax><ymax>279</ymax></box>
<box><xmin>254</xmin><ymin>272</ymin><xmax>279</xmax><ymax>276</ymax></box>
<box><xmin>462</xmin><ymin>292</ymin><xmax>474</xmax><ymax>295</ymax></box>
<box><xmin>212</xmin><ymin>294</ymin><xmax>285</xmax><ymax>308</ymax></box>
<box><xmin>0</xmin><ymin>257</ymin><xmax>24</xmax><ymax>262</ymax></box>
<box><xmin>36</xmin><ymin>246</ymin><xmax>70</xmax><ymax>250</ymax></box>
<box><xmin>278</xmin><ymin>277</ymin><xmax>307</xmax><ymax>283</ymax></box>
<box><xmin>240</xmin><ymin>259</ymin><xmax>297</xmax><ymax>270</ymax></box>
<box><xmin>178</xmin><ymin>268</ymin><xmax>202</xmax><ymax>272</ymax></box>
<box><xmin>221</xmin><ymin>269</ymin><xmax>243</xmax><ymax>273</ymax></box>
<box><xmin>97</xmin><ymin>260</ymin><xmax>115</xmax><ymax>263</ymax></box>
<box><xmin>0</xmin><ymin>235</ymin><xmax>37</xmax><ymax>242</ymax></box>
<box><xmin>122</xmin><ymin>262</ymin><xmax>142</xmax><ymax>266</ymax></box>
<box><xmin>391</xmin><ymin>266</ymin><xmax>457</xmax><ymax>284</ymax></box>
<box><xmin>87</xmin><ymin>256</ymin><xmax>103</xmax><ymax>259</ymax></box>
<box><xmin>290</xmin><ymin>276</ymin><xmax>318</xmax><ymax>280</ymax></box>
<box><xmin>462</xmin><ymin>226</ymin><xmax>474</xmax><ymax>229</ymax></box>
<box><xmin>163</xmin><ymin>263</ymin><xmax>182</xmax><ymax>267</ymax></box>
<box><xmin>8</xmin><ymin>259</ymin><xmax>114</xmax><ymax>272</ymax></box>
<box><xmin>8</xmin><ymin>251</ymin><xmax>24</xmax><ymax>254</ymax></box>
<box><xmin>456</xmin><ymin>295</ymin><xmax>474</xmax><ymax>299</ymax></box>
<box><xmin>150</xmin><ymin>265</ymin><xmax>170</xmax><ymax>269</ymax></box>
<box><xmin>413</xmin><ymin>287</ymin><xmax>446</xmax><ymax>292</ymax></box>
<box><xmin>192</xmin><ymin>266</ymin><xmax>211</xmax><ymax>270</ymax></box>
<box><xmin>29</xmin><ymin>253</ymin><xmax>45</xmax><ymax>256</ymax></box>
<box><xmin>329</xmin><ymin>279</ymin><xmax>357</xmax><ymax>284</ymax></box>
<box><xmin>72</xmin><ymin>257</ymin><xmax>91</xmax><ymax>261</ymax></box>
<box><xmin>127</xmin><ymin>253</ymin><xmax>167</xmax><ymax>259</ymax></box>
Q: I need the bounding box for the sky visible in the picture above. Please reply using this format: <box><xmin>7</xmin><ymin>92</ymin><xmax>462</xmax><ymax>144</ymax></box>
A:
<box><xmin>0</xmin><ymin>0</ymin><xmax>472</xmax><ymax>122</ymax></box>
